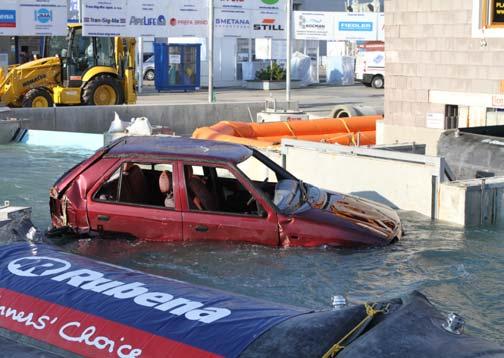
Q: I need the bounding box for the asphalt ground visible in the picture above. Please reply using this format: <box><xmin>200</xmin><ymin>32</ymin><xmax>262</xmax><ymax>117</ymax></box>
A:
<box><xmin>137</xmin><ymin>82</ymin><xmax>384</xmax><ymax>118</ymax></box>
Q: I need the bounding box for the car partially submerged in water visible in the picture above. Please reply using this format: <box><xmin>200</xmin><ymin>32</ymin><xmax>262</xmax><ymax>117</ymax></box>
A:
<box><xmin>50</xmin><ymin>136</ymin><xmax>402</xmax><ymax>247</ymax></box>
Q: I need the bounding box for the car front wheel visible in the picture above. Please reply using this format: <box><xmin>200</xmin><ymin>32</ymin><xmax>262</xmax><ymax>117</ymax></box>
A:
<box><xmin>371</xmin><ymin>75</ymin><xmax>384</xmax><ymax>89</ymax></box>
<box><xmin>144</xmin><ymin>70</ymin><xmax>155</xmax><ymax>81</ymax></box>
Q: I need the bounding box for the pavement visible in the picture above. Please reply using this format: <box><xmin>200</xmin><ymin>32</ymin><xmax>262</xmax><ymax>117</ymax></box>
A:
<box><xmin>137</xmin><ymin>83</ymin><xmax>384</xmax><ymax>117</ymax></box>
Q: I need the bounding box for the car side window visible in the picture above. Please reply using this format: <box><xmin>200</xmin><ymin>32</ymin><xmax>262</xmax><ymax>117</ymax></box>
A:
<box><xmin>95</xmin><ymin>167</ymin><xmax>121</xmax><ymax>201</ymax></box>
<box><xmin>94</xmin><ymin>162</ymin><xmax>175</xmax><ymax>209</ymax></box>
<box><xmin>184</xmin><ymin>164</ymin><xmax>265</xmax><ymax>217</ymax></box>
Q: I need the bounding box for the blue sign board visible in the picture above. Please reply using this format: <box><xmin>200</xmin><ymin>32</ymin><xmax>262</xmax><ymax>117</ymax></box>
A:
<box><xmin>0</xmin><ymin>10</ymin><xmax>16</xmax><ymax>28</ymax></box>
<box><xmin>339</xmin><ymin>21</ymin><xmax>373</xmax><ymax>32</ymax></box>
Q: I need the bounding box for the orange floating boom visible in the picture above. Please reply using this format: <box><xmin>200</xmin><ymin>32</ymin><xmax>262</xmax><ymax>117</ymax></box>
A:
<box><xmin>192</xmin><ymin>116</ymin><xmax>380</xmax><ymax>147</ymax></box>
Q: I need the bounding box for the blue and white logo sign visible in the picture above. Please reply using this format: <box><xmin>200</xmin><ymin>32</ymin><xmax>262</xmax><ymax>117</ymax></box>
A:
<box><xmin>20</xmin><ymin>0</ymin><xmax>67</xmax><ymax>35</ymax></box>
<box><xmin>129</xmin><ymin>14</ymin><xmax>166</xmax><ymax>26</ymax></box>
<box><xmin>34</xmin><ymin>8</ymin><xmax>53</xmax><ymax>24</ymax></box>
<box><xmin>8</xmin><ymin>256</ymin><xmax>71</xmax><ymax>277</ymax></box>
<box><xmin>373</xmin><ymin>54</ymin><xmax>384</xmax><ymax>65</ymax></box>
<box><xmin>294</xmin><ymin>11</ymin><xmax>331</xmax><ymax>40</ymax></box>
<box><xmin>214</xmin><ymin>8</ymin><xmax>252</xmax><ymax>38</ymax></box>
<box><xmin>333</xmin><ymin>12</ymin><xmax>379</xmax><ymax>41</ymax></box>
<box><xmin>0</xmin><ymin>9</ymin><xmax>16</xmax><ymax>28</ymax></box>
<box><xmin>339</xmin><ymin>21</ymin><xmax>373</xmax><ymax>32</ymax></box>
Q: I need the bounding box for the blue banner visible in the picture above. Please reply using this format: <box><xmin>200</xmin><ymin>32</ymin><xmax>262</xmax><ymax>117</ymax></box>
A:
<box><xmin>0</xmin><ymin>243</ymin><xmax>309</xmax><ymax>357</ymax></box>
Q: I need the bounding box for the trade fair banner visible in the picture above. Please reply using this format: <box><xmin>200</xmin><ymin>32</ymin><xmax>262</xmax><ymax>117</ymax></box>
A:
<box><xmin>216</xmin><ymin>0</ymin><xmax>286</xmax><ymax>11</ymax></box>
<box><xmin>0</xmin><ymin>0</ymin><xmax>18</xmax><ymax>36</ymax></box>
<box><xmin>167</xmin><ymin>0</ymin><xmax>208</xmax><ymax>38</ymax></box>
<box><xmin>82</xmin><ymin>0</ymin><xmax>127</xmax><ymax>36</ymax></box>
<box><xmin>83</xmin><ymin>0</ymin><xmax>172</xmax><ymax>37</ymax></box>
<box><xmin>293</xmin><ymin>12</ymin><xmax>383</xmax><ymax>41</ymax></box>
<box><xmin>294</xmin><ymin>11</ymin><xmax>333</xmax><ymax>40</ymax></box>
<box><xmin>333</xmin><ymin>12</ymin><xmax>378</xmax><ymax>41</ymax></box>
<box><xmin>0</xmin><ymin>243</ymin><xmax>309</xmax><ymax>358</ymax></box>
<box><xmin>214</xmin><ymin>8</ymin><xmax>251</xmax><ymax>38</ymax></box>
<box><xmin>250</xmin><ymin>9</ymin><xmax>286</xmax><ymax>39</ymax></box>
<box><xmin>125</xmin><ymin>0</ymin><xmax>170</xmax><ymax>37</ymax></box>
<box><xmin>18</xmin><ymin>0</ymin><xmax>67</xmax><ymax>36</ymax></box>
<box><xmin>216</xmin><ymin>0</ymin><xmax>286</xmax><ymax>39</ymax></box>
<box><xmin>81</xmin><ymin>0</ymin><xmax>287</xmax><ymax>39</ymax></box>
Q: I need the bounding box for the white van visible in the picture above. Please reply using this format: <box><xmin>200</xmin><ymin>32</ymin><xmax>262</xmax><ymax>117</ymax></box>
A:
<box><xmin>355</xmin><ymin>42</ymin><xmax>385</xmax><ymax>89</ymax></box>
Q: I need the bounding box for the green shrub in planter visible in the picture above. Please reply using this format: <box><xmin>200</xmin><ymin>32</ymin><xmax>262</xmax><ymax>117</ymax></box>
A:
<box><xmin>255</xmin><ymin>62</ymin><xmax>286</xmax><ymax>81</ymax></box>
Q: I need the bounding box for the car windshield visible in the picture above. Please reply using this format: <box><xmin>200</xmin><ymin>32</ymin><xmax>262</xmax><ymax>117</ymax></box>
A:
<box><xmin>144</xmin><ymin>56</ymin><xmax>154</xmax><ymax>63</ymax></box>
<box><xmin>236</xmin><ymin>151</ymin><xmax>309</xmax><ymax>214</ymax></box>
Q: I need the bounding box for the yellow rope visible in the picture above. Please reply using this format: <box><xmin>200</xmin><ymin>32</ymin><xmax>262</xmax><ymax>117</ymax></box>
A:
<box><xmin>336</xmin><ymin>118</ymin><xmax>357</xmax><ymax>146</ymax></box>
<box><xmin>323</xmin><ymin>132</ymin><xmax>354</xmax><ymax>144</ymax></box>
<box><xmin>321</xmin><ymin>303</ymin><xmax>389</xmax><ymax>358</ymax></box>
<box><xmin>283</xmin><ymin>120</ymin><xmax>297</xmax><ymax>137</ymax></box>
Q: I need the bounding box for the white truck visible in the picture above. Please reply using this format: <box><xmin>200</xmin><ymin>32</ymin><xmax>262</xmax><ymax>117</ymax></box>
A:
<box><xmin>355</xmin><ymin>42</ymin><xmax>385</xmax><ymax>89</ymax></box>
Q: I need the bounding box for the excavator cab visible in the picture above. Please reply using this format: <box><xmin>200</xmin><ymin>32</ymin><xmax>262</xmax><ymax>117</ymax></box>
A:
<box><xmin>55</xmin><ymin>25</ymin><xmax>124</xmax><ymax>105</ymax></box>
<box><xmin>0</xmin><ymin>24</ymin><xmax>136</xmax><ymax>107</ymax></box>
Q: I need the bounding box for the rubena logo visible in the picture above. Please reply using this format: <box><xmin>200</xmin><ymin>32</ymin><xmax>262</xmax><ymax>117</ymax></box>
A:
<box><xmin>262</xmin><ymin>0</ymin><xmax>280</xmax><ymax>4</ymax></box>
<box><xmin>0</xmin><ymin>10</ymin><xmax>16</xmax><ymax>28</ymax></box>
<box><xmin>8</xmin><ymin>257</ymin><xmax>70</xmax><ymax>277</ymax></box>
<box><xmin>7</xmin><ymin>257</ymin><xmax>232</xmax><ymax>324</ymax></box>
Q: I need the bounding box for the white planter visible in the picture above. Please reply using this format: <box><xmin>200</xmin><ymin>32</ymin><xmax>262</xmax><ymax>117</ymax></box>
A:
<box><xmin>245</xmin><ymin>80</ymin><xmax>302</xmax><ymax>90</ymax></box>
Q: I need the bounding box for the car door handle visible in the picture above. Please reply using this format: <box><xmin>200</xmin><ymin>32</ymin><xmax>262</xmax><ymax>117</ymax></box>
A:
<box><xmin>195</xmin><ymin>225</ymin><xmax>208</xmax><ymax>233</ymax></box>
<box><xmin>98</xmin><ymin>215</ymin><xmax>110</xmax><ymax>222</ymax></box>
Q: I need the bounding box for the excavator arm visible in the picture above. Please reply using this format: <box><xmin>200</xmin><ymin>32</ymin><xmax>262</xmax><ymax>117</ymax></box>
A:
<box><xmin>121</xmin><ymin>37</ymin><xmax>137</xmax><ymax>104</ymax></box>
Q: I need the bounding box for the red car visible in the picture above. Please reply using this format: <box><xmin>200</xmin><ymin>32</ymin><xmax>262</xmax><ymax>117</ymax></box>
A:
<box><xmin>50</xmin><ymin>136</ymin><xmax>403</xmax><ymax>248</ymax></box>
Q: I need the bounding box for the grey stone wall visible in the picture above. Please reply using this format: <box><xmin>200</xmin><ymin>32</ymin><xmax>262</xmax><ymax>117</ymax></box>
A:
<box><xmin>384</xmin><ymin>0</ymin><xmax>504</xmax><ymax>127</ymax></box>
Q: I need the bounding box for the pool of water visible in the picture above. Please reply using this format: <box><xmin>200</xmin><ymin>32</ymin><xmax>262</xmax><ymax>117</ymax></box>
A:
<box><xmin>1</xmin><ymin>143</ymin><xmax>504</xmax><ymax>348</ymax></box>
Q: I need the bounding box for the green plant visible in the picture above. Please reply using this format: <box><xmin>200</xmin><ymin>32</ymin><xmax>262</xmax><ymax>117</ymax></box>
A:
<box><xmin>255</xmin><ymin>62</ymin><xmax>286</xmax><ymax>81</ymax></box>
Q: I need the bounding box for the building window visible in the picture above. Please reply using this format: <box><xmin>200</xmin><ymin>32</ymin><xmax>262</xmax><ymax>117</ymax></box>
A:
<box><xmin>445</xmin><ymin>105</ymin><xmax>459</xmax><ymax>129</ymax></box>
<box><xmin>482</xmin><ymin>0</ymin><xmax>504</xmax><ymax>28</ymax></box>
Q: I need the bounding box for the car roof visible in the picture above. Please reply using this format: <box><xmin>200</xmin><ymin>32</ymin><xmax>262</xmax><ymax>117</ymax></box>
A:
<box><xmin>105</xmin><ymin>136</ymin><xmax>253</xmax><ymax>164</ymax></box>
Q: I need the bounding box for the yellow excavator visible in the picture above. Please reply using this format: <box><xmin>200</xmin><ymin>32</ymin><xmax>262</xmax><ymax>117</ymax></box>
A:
<box><xmin>0</xmin><ymin>24</ymin><xmax>136</xmax><ymax>107</ymax></box>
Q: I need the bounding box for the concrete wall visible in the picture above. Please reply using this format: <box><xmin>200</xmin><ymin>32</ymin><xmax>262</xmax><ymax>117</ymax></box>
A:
<box><xmin>384</xmin><ymin>0</ymin><xmax>504</xmax><ymax>134</ymax></box>
<box><xmin>261</xmin><ymin>140</ymin><xmax>445</xmax><ymax>218</ymax></box>
<box><xmin>0</xmin><ymin>121</ymin><xmax>20</xmax><ymax>144</ymax></box>
<box><xmin>376</xmin><ymin>120</ymin><xmax>444</xmax><ymax>155</ymax></box>
<box><xmin>12</xmin><ymin>101</ymin><xmax>296</xmax><ymax>136</ymax></box>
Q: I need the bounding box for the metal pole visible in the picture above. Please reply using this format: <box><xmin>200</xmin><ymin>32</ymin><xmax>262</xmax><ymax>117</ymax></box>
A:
<box><xmin>208</xmin><ymin>0</ymin><xmax>215</xmax><ymax>103</ymax></box>
<box><xmin>316</xmin><ymin>40</ymin><xmax>320</xmax><ymax>83</ymax></box>
<box><xmin>248</xmin><ymin>38</ymin><xmax>252</xmax><ymax>62</ymax></box>
<box><xmin>286</xmin><ymin>0</ymin><xmax>292</xmax><ymax>102</ymax></box>
<box><xmin>138</xmin><ymin>37</ymin><xmax>143</xmax><ymax>94</ymax></box>
<box><xmin>77</xmin><ymin>0</ymin><xmax>82</xmax><ymax>22</ymax></box>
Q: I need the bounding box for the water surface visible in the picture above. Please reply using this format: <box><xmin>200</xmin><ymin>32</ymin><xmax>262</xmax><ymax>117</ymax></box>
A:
<box><xmin>0</xmin><ymin>143</ymin><xmax>503</xmax><ymax>349</ymax></box>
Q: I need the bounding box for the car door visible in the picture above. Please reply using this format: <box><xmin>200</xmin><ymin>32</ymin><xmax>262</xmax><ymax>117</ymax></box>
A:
<box><xmin>86</xmin><ymin>160</ymin><xmax>183</xmax><ymax>241</ymax></box>
<box><xmin>179</xmin><ymin>161</ymin><xmax>280</xmax><ymax>246</ymax></box>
